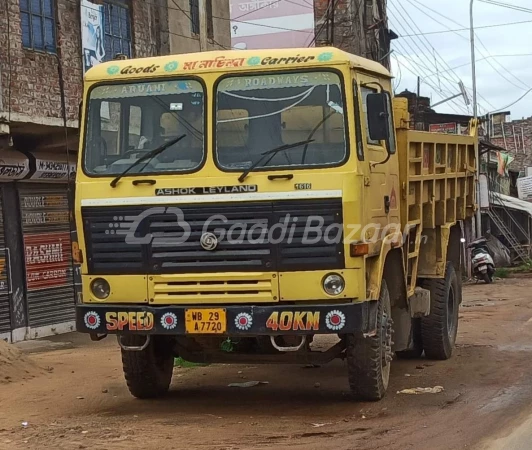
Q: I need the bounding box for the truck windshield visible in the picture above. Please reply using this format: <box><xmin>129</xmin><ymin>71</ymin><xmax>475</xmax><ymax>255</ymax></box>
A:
<box><xmin>215</xmin><ymin>71</ymin><xmax>347</xmax><ymax>171</ymax></box>
<box><xmin>83</xmin><ymin>79</ymin><xmax>204</xmax><ymax>176</ymax></box>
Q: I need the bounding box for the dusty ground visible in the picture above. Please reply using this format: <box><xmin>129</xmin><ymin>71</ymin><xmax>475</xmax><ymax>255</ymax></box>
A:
<box><xmin>2</xmin><ymin>278</ymin><xmax>532</xmax><ymax>450</ymax></box>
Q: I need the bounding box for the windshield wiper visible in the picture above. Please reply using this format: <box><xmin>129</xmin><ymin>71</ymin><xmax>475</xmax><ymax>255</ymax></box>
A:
<box><xmin>238</xmin><ymin>139</ymin><xmax>315</xmax><ymax>183</ymax></box>
<box><xmin>110</xmin><ymin>134</ymin><xmax>187</xmax><ymax>188</ymax></box>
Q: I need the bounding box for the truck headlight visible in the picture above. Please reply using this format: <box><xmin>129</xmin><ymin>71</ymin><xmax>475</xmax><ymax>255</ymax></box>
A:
<box><xmin>91</xmin><ymin>278</ymin><xmax>110</xmax><ymax>299</ymax></box>
<box><xmin>322</xmin><ymin>273</ymin><xmax>345</xmax><ymax>296</ymax></box>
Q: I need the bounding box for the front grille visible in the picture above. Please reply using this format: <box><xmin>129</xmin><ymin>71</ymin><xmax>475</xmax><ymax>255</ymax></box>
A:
<box><xmin>151</xmin><ymin>273</ymin><xmax>275</xmax><ymax>303</ymax></box>
<box><xmin>83</xmin><ymin>199</ymin><xmax>344</xmax><ymax>274</ymax></box>
<box><xmin>82</xmin><ymin>207</ymin><xmax>145</xmax><ymax>273</ymax></box>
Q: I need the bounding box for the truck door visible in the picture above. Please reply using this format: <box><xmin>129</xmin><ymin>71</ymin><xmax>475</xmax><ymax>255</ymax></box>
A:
<box><xmin>354</xmin><ymin>74</ymin><xmax>400</xmax><ymax>238</ymax></box>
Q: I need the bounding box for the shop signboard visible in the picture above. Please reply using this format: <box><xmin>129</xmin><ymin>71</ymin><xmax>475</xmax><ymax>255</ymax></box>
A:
<box><xmin>24</xmin><ymin>232</ymin><xmax>71</xmax><ymax>290</ymax></box>
<box><xmin>429</xmin><ymin>123</ymin><xmax>457</xmax><ymax>134</ymax></box>
<box><xmin>230</xmin><ymin>0</ymin><xmax>315</xmax><ymax>49</ymax></box>
<box><xmin>0</xmin><ymin>151</ymin><xmax>30</xmax><ymax>180</ymax></box>
<box><xmin>81</xmin><ymin>0</ymin><xmax>106</xmax><ymax>73</ymax></box>
<box><xmin>517</xmin><ymin>175</ymin><xmax>532</xmax><ymax>202</ymax></box>
<box><xmin>29</xmin><ymin>157</ymin><xmax>76</xmax><ymax>182</ymax></box>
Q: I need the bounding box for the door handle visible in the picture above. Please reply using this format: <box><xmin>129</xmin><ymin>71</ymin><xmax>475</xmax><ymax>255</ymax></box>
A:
<box><xmin>268</xmin><ymin>174</ymin><xmax>294</xmax><ymax>181</ymax></box>
<box><xmin>132</xmin><ymin>179</ymin><xmax>156</xmax><ymax>186</ymax></box>
<box><xmin>384</xmin><ymin>196</ymin><xmax>390</xmax><ymax>214</ymax></box>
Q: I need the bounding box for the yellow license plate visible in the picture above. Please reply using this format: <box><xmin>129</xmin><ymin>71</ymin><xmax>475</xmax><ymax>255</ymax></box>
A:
<box><xmin>185</xmin><ymin>309</ymin><xmax>226</xmax><ymax>334</ymax></box>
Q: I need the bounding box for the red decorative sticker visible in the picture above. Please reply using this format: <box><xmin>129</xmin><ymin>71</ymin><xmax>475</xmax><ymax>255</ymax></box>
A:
<box><xmin>390</xmin><ymin>186</ymin><xmax>397</xmax><ymax>210</ymax></box>
<box><xmin>325</xmin><ymin>310</ymin><xmax>346</xmax><ymax>331</ymax></box>
<box><xmin>160</xmin><ymin>312</ymin><xmax>178</xmax><ymax>330</ymax></box>
<box><xmin>234</xmin><ymin>312</ymin><xmax>253</xmax><ymax>331</ymax></box>
<box><xmin>24</xmin><ymin>232</ymin><xmax>71</xmax><ymax>290</ymax></box>
<box><xmin>84</xmin><ymin>311</ymin><xmax>101</xmax><ymax>330</ymax></box>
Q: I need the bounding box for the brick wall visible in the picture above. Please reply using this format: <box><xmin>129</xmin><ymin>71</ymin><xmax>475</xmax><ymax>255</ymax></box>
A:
<box><xmin>490</xmin><ymin>118</ymin><xmax>532</xmax><ymax>174</ymax></box>
<box><xmin>0</xmin><ymin>0</ymin><xmax>82</xmax><ymax>125</ymax></box>
<box><xmin>0</xmin><ymin>0</ymin><xmax>170</xmax><ymax>128</ymax></box>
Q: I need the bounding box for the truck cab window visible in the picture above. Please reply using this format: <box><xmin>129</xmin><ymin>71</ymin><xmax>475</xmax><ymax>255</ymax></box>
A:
<box><xmin>84</xmin><ymin>79</ymin><xmax>205</xmax><ymax>176</ymax></box>
<box><xmin>215</xmin><ymin>71</ymin><xmax>348</xmax><ymax>171</ymax></box>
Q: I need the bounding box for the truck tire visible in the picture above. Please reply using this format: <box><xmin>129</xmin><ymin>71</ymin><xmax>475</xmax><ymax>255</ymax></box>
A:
<box><xmin>121</xmin><ymin>335</ymin><xmax>174</xmax><ymax>399</ymax></box>
<box><xmin>346</xmin><ymin>280</ymin><xmax>393</xmax><ymax>401</ymax></box>
<box><xmin>420</xmin><ymin>262</ymin><xmax>460</xmax><ymax>360</ymax></box>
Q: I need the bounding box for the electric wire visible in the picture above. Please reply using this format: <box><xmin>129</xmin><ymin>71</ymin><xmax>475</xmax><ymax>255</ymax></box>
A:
<box><xmin>391</xmin><ymin>0</ymin><xmax>472</xmax><ymax>113</ymax></box>
<box><xmin>393</xmin><ymin>48</ymin><xmax>466</xmax><ymax>115</ymax></box>
<box><xmin>388</xmin><ymin>8</ymin><xmax>469</xmax><ymax>113</ymax></box>
<box><xmin>478</xmin><ymin>0</ymin><xmax>532</xmax><ymax>14</ymax></box>
<box><xmin>399</xmin><ymin>18</ymin><xmax>532</xmax><ymax>37</ymax></box>
<box><xmin>408</xmin><ymin>0</ymin><xmax>530</xmax><ymax>92</ymax></box>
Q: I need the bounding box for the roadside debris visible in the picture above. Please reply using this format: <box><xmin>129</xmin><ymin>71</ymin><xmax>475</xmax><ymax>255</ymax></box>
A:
<box><xmin>397</xmin><ymin>386</ymin><xmax>444</xmax><ymax>395</ymax></box>
<box><xmin>314</xmin><ymin>382</ymin><xmax>321</xmax><ymax>388</ymax></box>
<box><xmin>228</xmin><ymin>381</ymin><xmax>268</xmax><ymax>388</ymax></box>
<box><xmin>21</xmin><ymin>422</ymin><xmax>28</xmax><ymax>428</ymax></box>
<box><xmin>311</xmin><ymin>423</ymin><xmax>332</xmax><ymax>428</ymax></box>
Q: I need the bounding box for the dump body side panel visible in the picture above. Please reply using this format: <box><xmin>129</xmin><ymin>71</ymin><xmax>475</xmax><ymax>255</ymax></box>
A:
<box><xmin>394</xmin><ymin>98</ymin><xmax>476</xmax><ymax>292</ymax></box>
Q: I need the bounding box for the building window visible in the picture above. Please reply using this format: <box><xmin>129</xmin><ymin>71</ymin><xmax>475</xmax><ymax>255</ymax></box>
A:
<box><xmin>207</xmin><ymin>0</ymin><xmax>213</xmax><ymax>38</ymax></box>
<box><xmin>190</xmin><ymin>0</ymin><xmax>199</xmax><ymax>35</ymax></box>
<box><xmin>103</xmin><ymin>1</ymin><xmax>132</xmax><ymax>61</ymax></box>
<box><xmin>20</xmin><ymin>0</ymin><xmax>56</xmax><ymax>52</ymax></box>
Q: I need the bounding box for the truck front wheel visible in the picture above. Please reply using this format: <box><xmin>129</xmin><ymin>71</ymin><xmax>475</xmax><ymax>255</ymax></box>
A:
<box><xmin>346</xmin><ymin>280</ymin><xmax>393</xmax><ymax>401</ymax></box>
<box><xmin>420</xmin><ymin>262</ymin><xmax>460</xmax><ymax>360</ymax></box>
<box><xmin>121</xmin><ymin>335</ymin><xmax>174</xmax><ymax>399</ymax></box>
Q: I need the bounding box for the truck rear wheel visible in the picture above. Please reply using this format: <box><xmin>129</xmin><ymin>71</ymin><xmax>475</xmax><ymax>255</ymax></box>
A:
<box><xmin>121</xmin><ymin>335</ymin><xmax>174</xmax><ymax>399</ymax></box>
<box><xmin>420</xmin><ymin>262</ymin><xmax>460</xmax><ymax>360</ymax></box>
<box><xmin>346</xmin><ymin>280</ymin><xmax>393</xmax><ymax>401</ymax></box>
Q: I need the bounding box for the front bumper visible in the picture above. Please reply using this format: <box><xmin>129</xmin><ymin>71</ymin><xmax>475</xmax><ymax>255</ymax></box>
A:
<box><xmin>76</xmin><ymin>302</ymin><xmax>377</xmax><ymax>336</ymax></box>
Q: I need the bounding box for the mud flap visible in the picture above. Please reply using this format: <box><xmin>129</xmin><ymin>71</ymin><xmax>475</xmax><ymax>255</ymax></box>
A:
<box><xmin>362</xmin><ymin>299</ymin><xmax>380</xmax><ymax>337</ymax></box>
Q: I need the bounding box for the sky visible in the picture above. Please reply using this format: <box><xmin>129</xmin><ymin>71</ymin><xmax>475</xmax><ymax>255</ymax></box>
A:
<box><xmin>388</xmin><ymin>0</ymin><xmax>532</xmax><ymax>119</ymax></box>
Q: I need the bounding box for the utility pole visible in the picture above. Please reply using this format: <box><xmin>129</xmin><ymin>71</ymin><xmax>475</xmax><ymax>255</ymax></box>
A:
<box><xmin>470</xmin><ymin>0</ymin><xmax>482</xmax><ymax>238</ymax></box>
<box><xmin>198</xmin><ymin>0</ymin><xmax>208</xmax><ymax>52</ymax></box>
<box><xmin>415</xmin><ymin>76</ymin><xmax>420</xmax><ymax>130</ymax></box>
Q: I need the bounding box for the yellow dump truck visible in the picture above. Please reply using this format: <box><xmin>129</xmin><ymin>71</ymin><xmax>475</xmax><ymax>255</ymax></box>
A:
<box><xmin>74</xmin><ymin>47</ymin><xmax>476</xmax><ymax>400</ymax></box>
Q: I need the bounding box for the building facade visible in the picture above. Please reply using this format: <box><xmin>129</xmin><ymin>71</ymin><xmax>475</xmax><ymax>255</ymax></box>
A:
<box><xmin>227</xmin><ymin>0</ymin><xmax>393</xmax><ymax>67</ymax></box>
<box><xmin>313</xmin><ymin>0</ymin><xmax>394</xmax><ymax>68</ymax></box>
<box><xmin>488</xmin><ymin>112</ymin><xmax>532</xmax><ymax>176</ymax></box>
<box><xmin>169</xmin><ymin>0</ymin><xmax>231</xmax><ymax>53</ymax></box>
<box><xmin>0</xmin><ymin>0</ymin><xmax>230</xmax><ymax>343</ymax></box>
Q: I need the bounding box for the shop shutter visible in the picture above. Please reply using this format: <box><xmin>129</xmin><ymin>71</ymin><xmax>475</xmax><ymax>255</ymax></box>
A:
<box><xmin>18</xmin><ymin>184</ymin><xmax>75</xmax><ymax>328</ymax></box>
<box><xmin>0</xmin><ymin>191</ymin><xmax>12</xmax><ymax>334</ymax></box>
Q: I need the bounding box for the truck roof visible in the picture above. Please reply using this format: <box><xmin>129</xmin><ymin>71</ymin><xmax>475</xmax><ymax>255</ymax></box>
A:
<box><xmin>84</xmin><ymin>47</ymin><xmax>392</xmax><ymax>82</ymax></box>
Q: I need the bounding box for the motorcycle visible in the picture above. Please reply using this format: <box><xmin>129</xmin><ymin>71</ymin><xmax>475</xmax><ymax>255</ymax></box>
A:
<box><xmin>468</xmin><ymin>237</ymin><xmax>496</xmax><ymax>284</ymax></box>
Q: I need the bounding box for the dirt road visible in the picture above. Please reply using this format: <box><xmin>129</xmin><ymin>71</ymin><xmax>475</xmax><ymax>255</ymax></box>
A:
<box><xmin>2</xmin><ymin>277</ymin><xmax>532</xmax><ymax>450</ymax></box>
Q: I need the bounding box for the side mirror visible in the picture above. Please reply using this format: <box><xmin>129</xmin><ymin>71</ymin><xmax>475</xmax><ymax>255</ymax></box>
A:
<box><xmin>366</xmin><ymin>92</ymin><xmax>396</xmax><ymax>154</ymax></box>
<box><xmin>366</xmin><ymin>93</ymin><xmax>391</xmax><ymax>142</ymax></box>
